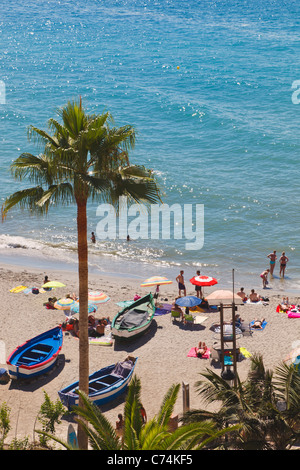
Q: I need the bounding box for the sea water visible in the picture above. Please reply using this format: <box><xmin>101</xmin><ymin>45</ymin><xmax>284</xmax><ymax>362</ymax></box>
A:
<box><xmin>0</xmin><ymin>0</ymin><xmax>299</xmax><ymax>293</ymax></box>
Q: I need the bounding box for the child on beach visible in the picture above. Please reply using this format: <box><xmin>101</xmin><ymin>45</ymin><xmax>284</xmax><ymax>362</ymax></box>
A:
<box><xmin>176</xmin><ymin>270</ymin><xmax>186</xmax><ymax>297</ymax></box>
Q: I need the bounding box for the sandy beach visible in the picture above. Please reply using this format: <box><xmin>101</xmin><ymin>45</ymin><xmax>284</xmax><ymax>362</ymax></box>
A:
<box><xmin>0</xmin><ymin>262</ymin><xmax>299</xmax><ymax>447</ymax></box>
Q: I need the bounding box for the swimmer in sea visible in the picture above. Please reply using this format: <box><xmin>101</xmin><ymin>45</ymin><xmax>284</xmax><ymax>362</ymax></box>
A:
<box><xmin>267</xmin><ymin>250</ymin><xmax>277</xmax><ymax>276</ymax></box>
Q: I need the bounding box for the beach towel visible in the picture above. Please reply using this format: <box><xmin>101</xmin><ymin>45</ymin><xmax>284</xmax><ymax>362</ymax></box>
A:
<box><xmin>287</xmin><ymin>310</ymin><xmax>300</xmax><ymax>318</ymax></box>
<box><xmin>89</xmin><ymin>336</ymin><xmax>113</xmax><ymax>346</ymax></box>
<box><xmin>187</xmin><ymin>347</ymin><xmax>210</xmax><ymax>359</ymax></box>
<box><xmin>10</xmin><ymin>285</ymin><xmax>27</xmax><ymax>293</ymax></box>
<box><xmin>194</xmin><ymin>315</ymin><xmax>208</xmax><ymax>325</ymax></box>
<box><xmin>155</xmin><ymin>303</ymin><xmax>172</xmax><ymax>316</ymax></box>
<box><xmin>240</xmin><ymin>347</ymin><xmax>252</xmax><ymax>358</ymax></box>
<box><xmin>245</xmin><ymin>300</ymin><xmax>263</xmax><ymax>305</ymax></box>
<box><xmin>250</xmin><ymin>320</ymin><xmax>267</xmax><ymax>330</ymax></box>
<box><xmin>224</xmin><ymin>355</ymin><xmax>233</xmax><ymax>365</ymax></box>
<box><xmin>23</xmin><ymin>288</ymin><xmax>33</xmax><ymax>294</ymax></box>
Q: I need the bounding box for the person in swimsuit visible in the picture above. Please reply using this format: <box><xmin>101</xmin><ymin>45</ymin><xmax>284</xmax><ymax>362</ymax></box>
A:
<box><xmin>91</xmin><ymin>232</ymin><xmax>96</xmax><ymax>243</ymax></box>
<box><xmin>249</xmin><ymin>289</ymin><xmax>260</xmax><ymax>302</ymax></box>
<box><xmin>279</xmin><ymin>252</ymin><xmax>289</xmax><ymax>278</ymax></box>
<box><xmin>237</xmin><ymin>287</ymin><xmax>247</xmax><ymax>301</ymax></box>
<box><xmin>195</xmin><ymin>342</ymin><xmax>208</xmax><ymax>358</ymax></box>
<box><xmin>260</xmin><ymin>269</ymin><xmax>270</xmax><ymax>288</ymax></box>
<box><xmin>267</xmin><ymin>250</ymin><xmax>277</xmax><ymax>276</ymax></box>
<box><xmin>194</xmin><ymin>270</ymin><xmax>202</xmax><ymax>298</ymax></box>
<box><xmin>252</xmin><ymin>318</ymin><xmax>265</xmax><ymax>329</ymax></box>
<box><xmin>176</xmin><ymin>270</ymin><xmax>186</xmax><ymax>297</ymax></box>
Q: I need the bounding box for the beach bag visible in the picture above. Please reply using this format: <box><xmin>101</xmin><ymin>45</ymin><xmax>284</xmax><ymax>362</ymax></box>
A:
<box><xmin>32</xmin><ymin>288</ymin><xmax>39</xmax><ymax>294</ymax></box>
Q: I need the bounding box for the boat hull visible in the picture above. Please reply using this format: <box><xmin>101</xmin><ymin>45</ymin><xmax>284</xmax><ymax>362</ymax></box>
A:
<box><xmin>6</xmin><ymin>326</ymin><xmax>63</xmax><ymax>380</ymax></box>
<box><xmin>58</xmin><ymin>357</ymin><xmax>137</xmax><ymax>410</ymax></box>
<box><xmin>111</xmin><ymin>293</ymin><xmax>155</xmax><ymax>341</ymax></box>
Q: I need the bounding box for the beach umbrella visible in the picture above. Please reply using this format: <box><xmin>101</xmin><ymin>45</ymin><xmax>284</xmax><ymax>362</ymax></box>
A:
<box><xmin>140</xmin><ymin>276</ymin><xmax>173</xmax><ymax>288</ymax></box>
<box><xmin>42</xmin><ymin>281</ymin><xmax>66</xmax><ymax>288</ymax></box>
<box><xmin>175</xmin><ymin>296</ymin><xmax>202</xmax><ymax>308</ymax></box>
<box><xmin>205</xmin><ymin>289</ymin><xmax>244</xmax><ymax>305</ymax></box>
<box><xmin>70</xmin><ymin>302</ymin><xmax>97</xmax><ymax>315</ymax></box>
<box><xmin>54</xmin><ymin>298</ymin><xmax>76</xmax><ymax>310</ymax></box>
<box><xmin>88</xmin><ymin>291</ymin><xmax>110</xmax><ymax>303</ymax></box>
<box><xmin>190</xmin><ymin>275</ymin><xmax>218</xmax><ymax>287</ymax></box>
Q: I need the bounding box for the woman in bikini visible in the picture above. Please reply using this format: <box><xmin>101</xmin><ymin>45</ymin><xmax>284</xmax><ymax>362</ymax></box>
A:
<box><xmin>195</xmin><ymin>342</ymin><xmax>208</xmax><ymax>357</ymax></box>
<box><xmin>279</xmin><ymin>252</ymin><xmax>289</xmax><ymax>278</ymax></box>
<box><xmin>267</xmin><ymin>250</ymin><xmax>277</xmax><ymax>276</ymax></box>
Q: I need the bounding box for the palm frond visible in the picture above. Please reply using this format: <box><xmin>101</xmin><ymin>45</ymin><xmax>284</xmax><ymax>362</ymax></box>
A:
<box><xmin>156</xmin><ymin>383</ymin><xmax>180</xmax><ymax>428</ymax></box>
<box><xmin>72</xmin><ymin>392</ymin><xmax>121</xmax><ymax>450</ymax></box>
<box><xmin>2</xmin><ymin>187</ymin><xmax>45</xmax><ymax>220</ymax></box>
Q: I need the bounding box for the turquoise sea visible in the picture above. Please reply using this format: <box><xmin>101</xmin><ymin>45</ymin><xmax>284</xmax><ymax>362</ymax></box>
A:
<box><xmin>0</xmin><ymin>0</ymin><xmax>299</xmax><ymax>292</ymax></box>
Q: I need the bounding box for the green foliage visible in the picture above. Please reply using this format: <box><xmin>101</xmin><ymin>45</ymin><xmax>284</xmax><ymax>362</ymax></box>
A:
<box><xmin>0</xmin><ymin>402</ymin><xmax>11</xmax><ymax>450</ymax></box>
<box><xmin>183</xmin><ymin>354</ymin><xmax>300</xmax><ymax>450</ymax></box>
<box><xmin>1</xmin><ymin>98</ymin><xmax>161</xmax><ymax>220</ymax></box>
<box><xmin>37</xmin><ymin>391</ymin><xmax>65</xmax><ymax>448</ymax></box>
<box><xmin>36</xmin><ymin>375</ymin><xmax>237</xmax><ymax>450</ymax></box>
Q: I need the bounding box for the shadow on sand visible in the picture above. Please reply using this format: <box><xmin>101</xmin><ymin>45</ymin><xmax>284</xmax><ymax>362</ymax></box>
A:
<box><xmin>8</xmin><ymin>354</ymin><xmax>66</xmax><ymax>392</ymax></box>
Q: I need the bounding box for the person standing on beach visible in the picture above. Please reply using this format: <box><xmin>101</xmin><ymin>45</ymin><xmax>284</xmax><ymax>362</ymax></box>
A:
<box><xmin>194</xmin><ymin>270</ymin><xmax>202</xmax><ymax>298</ymax></box>
<box><xmin>279</xmin><ymin>252</ymin><xmax>289</xmax><ymax>278</ymax></box>
<box><xmin>267</xmin><ymin>250</ymin><xmax>277</xmax><ymax>276</ymax></box>
<box><xmin>91</xmin><ymin>232</ymin><xmax>96</xmax><ymax>243</ymax></box>
<box><xmin>176</xmin><ymin>270</ymin><xmax>186</xmax><ymax>297</ymax></box>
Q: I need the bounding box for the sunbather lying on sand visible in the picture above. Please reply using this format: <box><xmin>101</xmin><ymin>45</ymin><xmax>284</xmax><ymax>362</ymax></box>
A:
<box><xmin>252</xmin><ymin>318</ymin><xmax>265</xmax><ymax>329</ymax></box>
<box><xmin>195</xmin><ymin>342</ymin><xmax>208</xmax><ymax>357</ymax></box>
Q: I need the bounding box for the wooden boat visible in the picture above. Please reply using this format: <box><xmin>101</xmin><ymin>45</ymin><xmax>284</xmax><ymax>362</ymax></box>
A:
<box><xmin>6</xmin><ymin>326</ymin><xmax>63</xmax><ymax>379</ymax></box>
<box><xmin>111</xmin><ymin>293</ymin><xmax>155</xmax><ymax>341</ymax></box>
<box><xmin>58</xmin><ymin>356</ymin><xmax>137</xmax><ymax>409</ymax></box>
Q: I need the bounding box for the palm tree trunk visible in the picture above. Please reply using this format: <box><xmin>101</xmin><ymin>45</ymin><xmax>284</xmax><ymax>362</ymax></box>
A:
<box><xmin>76</xmin><ymin>200</ymin><xmax>89</xmax><ymax>450</ymax></box>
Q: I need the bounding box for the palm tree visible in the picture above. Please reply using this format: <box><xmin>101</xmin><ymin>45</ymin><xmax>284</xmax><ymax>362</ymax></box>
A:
<box><xmin>182</xmin><ymin>354</ymin><xmax>300</xmax><ymax>450</ymax></box>
<box><xmin>1</xmin><ymin>99</ymin><xmax>161</xmax><ymax>449</ymax></box>
<box><xmin>37</xmin><ymin>376</ymin><xmax>237</xmax><ymax>450</ymax></box>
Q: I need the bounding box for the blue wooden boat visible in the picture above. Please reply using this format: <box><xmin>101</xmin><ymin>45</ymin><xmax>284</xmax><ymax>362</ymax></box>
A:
<box><xmin>111</xmin><ymin>293</ymin><xmax>155</xmax><ymax>341</ymax></box>
<box><xmin>6</xmin><ymin>326</ymin><xmax>63</xmax><ymax>379</ymax></box>
<box><xmin>58</xmin><ymin>356</ymin><xmax>137</xmax><ymax>409</ymax></box>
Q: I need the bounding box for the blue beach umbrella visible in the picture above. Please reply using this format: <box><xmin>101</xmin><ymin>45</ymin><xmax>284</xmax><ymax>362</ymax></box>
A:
<box><xmin>175</xmin><ymin>296</ymin><xmax>202</xmax><ymax>308</ymax></box>
<box><xmin>70</xmin><ymin>302</ymin><xmax>98</xmax><ymax>315</ymax></box>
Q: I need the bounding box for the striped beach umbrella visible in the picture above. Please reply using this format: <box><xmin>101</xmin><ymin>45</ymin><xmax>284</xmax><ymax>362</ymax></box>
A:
<box><xmin>140</xmin><ymin>276</ymin><xmax>173</xmax><ymax>288</ymax></box>
<box><xmin>88</xmin><ymin>291</ymin><xmax>110</xmax><ymax>304</ymax></box>
<box><xmin>54</xmin><ymin>298</ymin><xmax>76</xmax><ymax>310</ymax></box>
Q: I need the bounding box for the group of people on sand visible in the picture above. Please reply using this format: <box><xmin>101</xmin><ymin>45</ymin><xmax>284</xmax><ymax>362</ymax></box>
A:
<box><xmin>72</xmin><ymin>314</ymin><xmax>111</xmax><ymax>338</ymax></box>
<box><xmin>237</xmin><ymin>287</ymin><xmax>262</xmax><ymax>303</ymax></box>
<box><xmin>176</xmin><ymin>269</ymin><xmax>203</xmax><ymax>298</ymax></box>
